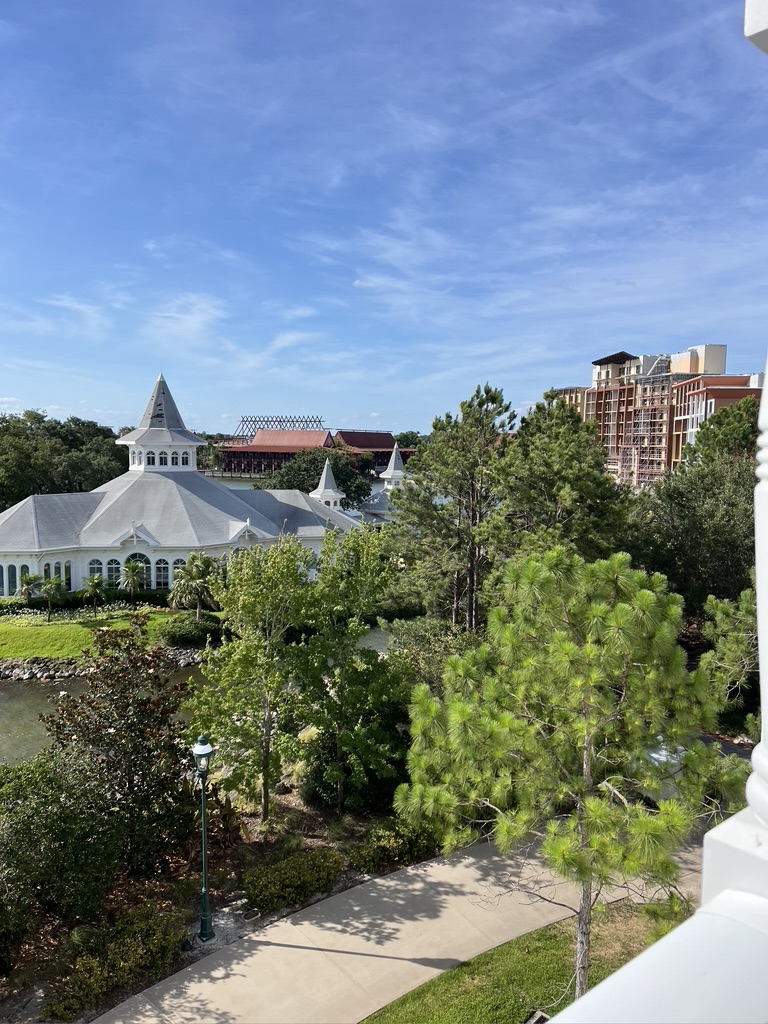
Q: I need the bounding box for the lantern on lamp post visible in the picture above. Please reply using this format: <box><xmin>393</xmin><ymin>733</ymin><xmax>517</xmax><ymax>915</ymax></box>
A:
<box><xmin>192</xmin><ymin>735</ymin><xmax>215</xmax><ymax>942</ymax></box>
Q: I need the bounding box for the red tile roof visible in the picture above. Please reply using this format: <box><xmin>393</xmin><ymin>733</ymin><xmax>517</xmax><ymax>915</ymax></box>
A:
<box><xmin>334</xmin><ymin>430</ymin><xmax>396</xmax><ymax>449</ymax></box>
<box><xmin>222</xmin><ymin>430</ymin><xmax>332</xmax><ymax>452</ymax></box>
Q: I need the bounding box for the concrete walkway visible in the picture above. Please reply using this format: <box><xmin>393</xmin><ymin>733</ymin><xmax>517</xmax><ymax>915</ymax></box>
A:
<box><xmin>95</xmin><ymin>842</ymin><xmax>703</xmax><ymax>1024</ymax></box>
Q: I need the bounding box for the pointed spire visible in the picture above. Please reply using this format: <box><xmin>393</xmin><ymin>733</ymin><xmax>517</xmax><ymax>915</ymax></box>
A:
<box><xmin>380</xmin><ymin>442</ymin><xmax>406</xmax><ymax>490</ymax></box>
<box><xmin>138</xmin><ymin>374</ymin><xmax>187</xmax><ymax>431</ymax></box>
<box><xmin>309</xmin><ymin>458</ymin><xmax>346</xmax><ymax>508</ymax></box>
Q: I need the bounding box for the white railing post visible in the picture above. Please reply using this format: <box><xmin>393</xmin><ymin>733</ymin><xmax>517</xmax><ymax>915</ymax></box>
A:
<box><xmin>746</xmin><ymin>371</ymin><xmax>768</xmax><ymax>823</ymax></box>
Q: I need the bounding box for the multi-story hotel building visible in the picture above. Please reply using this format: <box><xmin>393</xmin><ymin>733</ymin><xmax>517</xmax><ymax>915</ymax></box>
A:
<box><xmin>556</xmin><ymin>344</ymin><xmax>762</xmax><ymax>489</ymax></box>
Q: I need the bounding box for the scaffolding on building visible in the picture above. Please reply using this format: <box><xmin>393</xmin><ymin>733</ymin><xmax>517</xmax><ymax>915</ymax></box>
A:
<box><xmin>231</xmin><ymin>414</ymin><xmax>325</xmax><ymax>438</ymax></box>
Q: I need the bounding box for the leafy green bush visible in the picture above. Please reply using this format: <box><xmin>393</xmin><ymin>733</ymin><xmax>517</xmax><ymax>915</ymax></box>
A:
<box><xmin>156</xmin><ymin>610</ymin><xmax>222</xmax><ymax>648</ymax></box>
<box><xmin>0</xmin><ymin>873</ymin><xmax>34</xmax><ymax>975</ymax></box>
<box><xmin>242</xmin><ymin>848</ymin><xmax>345</xmax><ymax>915</ymax></box>
<box><xmin>298</xmin><ymin>715</ymin><xmax>409</xmax><ymax>814</ymax></box>
<box><xmin>0</xmin><ymin>750</ymin><xmax>124</xmax><ymax>922</ymax></box>
<box><xmin>349</xmin><ymin>817</ymin><xmax>440</xmax><ymax>875</ymax></box>
<box><xmin>47</xmin><ymin>906</ymin><xmax>186</xmax><ymax>1021</ymax></box>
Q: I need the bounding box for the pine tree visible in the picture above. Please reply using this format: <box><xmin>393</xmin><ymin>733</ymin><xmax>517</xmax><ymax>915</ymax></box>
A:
<box><xmin>391</xmin><ymin>384</ymin><xmax>513</xmax><ymax>632</ymax></box>
<box><xmin>395</xmin><ymin>547</ymin><xmax>746</xmax><ymax>998</ymax></box>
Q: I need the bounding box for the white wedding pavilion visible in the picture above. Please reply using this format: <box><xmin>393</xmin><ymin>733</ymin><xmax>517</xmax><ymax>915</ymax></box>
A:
<box><xmin>0</xmin><ymin>375</ymin><xmax>357</xmax><ymax>597</ymax></box>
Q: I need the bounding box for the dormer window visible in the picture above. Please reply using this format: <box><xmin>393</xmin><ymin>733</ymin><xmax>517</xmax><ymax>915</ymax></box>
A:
<box><xmin>146</xmin><ymin>451</ymin><xmax>156</xmax><ymax>466</ymax></box>
<box><xmin>159</xmin><ymin>451</ymin><xmax>168</xmax><ymax>466</ymax></box>
<box><xmin>181</xmin><ymin>451</ymin><xmax>190</xmax><ymax>466</ymax></box>
<box><xmin>171</xmin><ymin>451</ymin><xmax>179</xmax><ymax>466</ymax></box>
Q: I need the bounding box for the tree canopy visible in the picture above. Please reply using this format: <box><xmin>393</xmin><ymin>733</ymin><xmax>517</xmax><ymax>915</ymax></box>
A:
<box><xmin>685</xmin><ymin>395</ymin><xmax>759</xmax><ymax>464</ymax></box>
<box><xmin>0</xmin><ymin>411</ymin><xmax>127</xmax><ymax>512</ymax></box>
<box><xmin>391</xmin><ymin>384</ymin><xmax>514</xmax><ymax>632</ymax></box>
<box><xmin>255</xmin><ymin>445</ymin><xmax>373</xmax><ymax>508</ymax></box>
<box><xmin>628</xmin><ymin>452</ymin><xmax>754</xmax><ymax>612</ymax></box>
<box><xmin>490</xmin><ymin>392</ymin><xmax>629</xmax><ymax>564</ymax></box>
<box><xmin>396</xmin><ymin>548</ymin><xmax>745</xmax><ymax>997</ymax></box>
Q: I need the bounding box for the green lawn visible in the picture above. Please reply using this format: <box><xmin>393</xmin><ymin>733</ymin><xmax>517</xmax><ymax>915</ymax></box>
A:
<box><xmin>0</xmin><ymin>610</ymin><xmax>175</xmax><ymax>660</ymax></box>
<box><xmin>365</xmin><ymin>901</ymin><xmax>688</xmax><ymax>1024</ymax></box>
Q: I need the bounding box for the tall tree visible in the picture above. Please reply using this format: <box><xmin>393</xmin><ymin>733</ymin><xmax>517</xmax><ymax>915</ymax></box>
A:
<box><xmin>186</xmin><ymin>537</ymin><xmax>314</xmax><ymax>820</ymax></box>
<box><xmin>628</xmin><ymin>452</ymin><xmax>754</xmax><ymax>612</ymax></box>
<box><xmin>391</xmin><ymin>384</ymin><xmax>514</xmax><ymax>632</ymax></box>
<box><xmin>255</xmin><ymin>446</ymin><xmax>373</xmax><ymax>508</ymax></box>
<box><xmin>299</xmin><ymin>527</ymin><xmax>405</xmax><ymax>813</ymax></box>
<box><xmin>395</xmin><ymin>548</ymin><xmax>746</xmax><ymax>999</ymax></box>
<box><xmin>0</xmin><ymin>410</ymin><xmax>126</xmax><ymax>512</ymax></box>
<box><xmin>393</xmin><ymin>430</ymin><xmax>423</xmax><ymax>449</ymax></box>
<box><xmin>169</xmin><ymin>552</ymin><xmax>218</xmax><ymax>620</ymax></box>
<box><xmin>685</xmin><ymin>395</ymin><xmax>759</xmax><ymax>464</ymax></box>
<box><xmin>491</xmin><ymin>392</ymin><xmax>628</xmax><ymax>562</ymax></box>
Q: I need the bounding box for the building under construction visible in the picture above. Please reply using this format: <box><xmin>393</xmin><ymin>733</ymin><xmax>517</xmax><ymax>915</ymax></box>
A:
<box><xmin>557</xmin><ymin>344</ymin><xmax>762</xmax><ymax>489</ymax></box>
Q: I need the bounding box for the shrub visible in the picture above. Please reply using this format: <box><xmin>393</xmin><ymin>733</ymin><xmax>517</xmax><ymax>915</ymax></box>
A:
<box><xmin>242</xmin><ymin>848</ymin><xmax>345</xmax><ymax>916</ymax></box>
<box><xmin>156</xmin><ymin>611</ymin><xmax>222</xmax><ymax>648</ymax></box>
<box><xmin>46</xmin><ymin>905</ymin><xmax>186</xmax><ymax>1021</ymax></box>
<box><xmin>299</xmin><ymin>723</ymin><xmax>409</xmax><ymax>814</ymax></box>
<box><xmin>0</xmin><ymin>750</ymin><xmax>125</xmax><ymax>922</ymax></box>
<box><xmin>349</xmin><ymin>817</ymin><xmax>440</xmax><ymax>875</ymax></box>
<box><xmin>0</xmin><ymin>873</ymin><xmax>34</xmax><ymax>976</ymax></box>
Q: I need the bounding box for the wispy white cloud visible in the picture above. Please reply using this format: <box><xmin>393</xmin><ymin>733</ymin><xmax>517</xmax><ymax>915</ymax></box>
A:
<box><xmin>40</xmin><ymin>294</ymin><xmax>111</xmax><ymax>338</ymax></box>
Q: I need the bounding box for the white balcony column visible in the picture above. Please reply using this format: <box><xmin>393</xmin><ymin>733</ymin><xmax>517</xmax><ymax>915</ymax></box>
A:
<box><xmin>746</xmin><ymin>0</ymin><xmax>768</xmax><ymax>53</ymax></box>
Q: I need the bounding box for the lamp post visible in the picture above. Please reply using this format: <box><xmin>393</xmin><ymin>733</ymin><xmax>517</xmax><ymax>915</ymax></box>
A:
<box><xmin>192</xmin><ymin>735</ymin><xmax>215</xmax><ymax>942</ymax></box>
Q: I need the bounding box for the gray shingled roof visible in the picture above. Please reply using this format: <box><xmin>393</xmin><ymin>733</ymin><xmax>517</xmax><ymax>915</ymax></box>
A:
<box><xmin>0</xmin><ymin>473</ymin><xmax>357</xmax><ymax>554</ymax></box>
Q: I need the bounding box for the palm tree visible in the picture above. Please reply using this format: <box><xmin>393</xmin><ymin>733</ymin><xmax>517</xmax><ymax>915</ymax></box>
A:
<box><xmin>39</xmin><ymin>576</ymin><xmax>65</xmax><ymax>622</ymax></box>
<box><xmin>81</xmin><ymin>573</ymin><xmax>106</xmax><ymax>618</ymax></box>
<box><xmin>15</xmin><ymin>573</ymin><xmax>42</xmax><ymax>606</ymax></box>
<box><xmin>119</xmin><ymin>560</ymin><xmax>146</xmax><ymax>603</ymax></box>
<box><xmin>169</xmin><ymin>552</ymin><xmax>218</xmax><ymax>621</ymax></box>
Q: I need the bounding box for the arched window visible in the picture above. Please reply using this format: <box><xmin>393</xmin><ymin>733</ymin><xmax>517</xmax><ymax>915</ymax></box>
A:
<box><xmin>107</xmin><ymin>559</ymin><xmax>121</xmax><ymax>587</ymax></box>
<box><xmin>137</xmin><ymin>450</ymin><xmax>143</xmax><ymax>464</ymax></box>
<box><xmin>7</xmin><ymin>565</ymin><xmax>17</xmax><ymax>594</ymax></box>
<box><xmin>130</xmin><ymin>449</ymin><xmax>136</xmax><ymax>465</ymax></box>
<box><xmin>64</xmin><ymin>561</ymin><xmax>72</xmax><ymax>590</ymax></box>
<box><xmin>54</xmin><ymin>561</ymin><xmax>62</xmax><ymax>579</ymax></box>
<box><xmin>155</xmin><ymin>559</ymin><xmax>169</xmax><ymax>590</ymax></box>
<box><xmin>181</xmin><ymin>451</ymin><xmax>190</xmax><ymax>466</ymax></box>
<box><xmin>20</xmin><ymin>564</ymin><xmax>29</xmax><ymax>577</ymax></box>
<box><xmin>146</xmin><ymin>451</ymin><xmax>156</xmax><ymax>466</ymax></box>
<box><xmin>171</xmin><ymin>451</ymin><xmax>179</xmax><ymax>466</ymax></box>
<box><xmin>159</xmin><ymin>451</ymin><xmax>168</xmax><ymax>466</ymax></box>
<box><xmin>43</xmin><ymin>562</ymin><xmax>51</xmax><ymax>581</ymax></box>
<box><xmin>0</xmin><ymin>565</ymin><xmax>4</xmax><ymax>597</ymax></box>
<box><xmin>172</xmin><ymin>558</ymin><xmax>186</xmax><ymax>580</ymax></box>
<box><xmin>88</xmin><ymin>559</ymin><xmax>103</xmax><ymax>577</ymax></box>
<box><xmin>126</xmin><ymin>552</ymin><xmax>151</xmax><ymax>589</ymax></box>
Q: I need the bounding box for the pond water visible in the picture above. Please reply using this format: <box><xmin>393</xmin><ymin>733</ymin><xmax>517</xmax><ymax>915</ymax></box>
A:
<box><xmin>0</xmin><ymin>626</ymin><xmax>389</xmax><ymax>765</ymax></box>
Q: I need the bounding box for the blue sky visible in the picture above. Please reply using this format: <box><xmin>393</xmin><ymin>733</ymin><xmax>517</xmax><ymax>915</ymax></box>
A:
<box><xmin>1</xmin><ymin>0</ymin><xmax>767</xmax><ymax>435</ymax></box>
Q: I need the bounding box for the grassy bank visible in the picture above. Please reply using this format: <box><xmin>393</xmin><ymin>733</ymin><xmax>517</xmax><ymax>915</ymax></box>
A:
<box><xmin>0</xmin><ymin>610</ymin><xmax>175</xmax><ymax>661</ymax></box>
<box><xmin>366</xmin><ymin>900</ymin><xmax>689</xmax><ymax>1024</ymax></box>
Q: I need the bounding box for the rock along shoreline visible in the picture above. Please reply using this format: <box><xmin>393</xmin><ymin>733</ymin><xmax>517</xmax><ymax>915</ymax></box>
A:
<box><xmin>0</xmin><ymin>649</ymin><xmax>203</xmax><ymax>682</ymax></box>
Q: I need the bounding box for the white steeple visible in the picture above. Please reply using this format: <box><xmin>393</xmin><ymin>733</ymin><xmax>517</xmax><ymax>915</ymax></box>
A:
<box><xmin>309</xmin><ymin>458</ymin><xmax>346</xmax><ymax>508</ymax></box>
<box><xmin>117</xmin><ymin>374</ymin><xmax>206</xmax><ymax>472</ymax></box>
<box><xmin>379</xmin><ymin>442</ymin><xmax>406</xmax><ymax>490</ymax></box>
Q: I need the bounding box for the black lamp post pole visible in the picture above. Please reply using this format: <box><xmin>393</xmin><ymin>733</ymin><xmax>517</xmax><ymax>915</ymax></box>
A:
<box><xmin>192</xmin><ymin>735</ymin><xmax>215</xmax><ymax>943</ymax></box>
